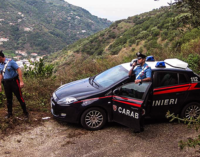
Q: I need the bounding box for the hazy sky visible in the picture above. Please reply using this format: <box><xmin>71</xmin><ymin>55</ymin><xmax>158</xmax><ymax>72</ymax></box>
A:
<box><xmin>65</xmin><ymin>0</ymin><xmax>174</xmax><ymax>21</ymax></box>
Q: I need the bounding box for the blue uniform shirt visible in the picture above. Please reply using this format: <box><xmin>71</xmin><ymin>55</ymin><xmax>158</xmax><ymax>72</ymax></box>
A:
<box><xmin>133</xmin><ymin>63</ymin><xmax>151</xmax><ymax>80</ymax></box>
<box><xmin>0</xmin><ymin>58</ymin><xmax>19</xmax><ymax>79</ymax></box>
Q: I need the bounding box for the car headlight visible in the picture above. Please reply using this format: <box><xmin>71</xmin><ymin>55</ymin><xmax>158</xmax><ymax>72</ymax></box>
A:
<box><xmin>57</xmin><ymin>97</ymin><xmax>78</xmax><ymax>105</ymax></box>
<box><xmin>53</xmin><ymin>92</ymin><xmax>57</xmax><ymax>100</ymax></box>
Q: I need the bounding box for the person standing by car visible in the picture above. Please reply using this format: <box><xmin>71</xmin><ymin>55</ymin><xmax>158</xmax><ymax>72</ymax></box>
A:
<box><xmin>129</xmin><ymin>52</ymin><xmax>152</xmax><ymax>83</ymax></box>
<box><xmin>129</xmin><ymin>52</ymin><xmax>152</xmax><ymax>133</ymax></box>
<box><xmin>0</xmin><ymin>50</ymin><xmax>28</xmax><ymax>118</ymax></box>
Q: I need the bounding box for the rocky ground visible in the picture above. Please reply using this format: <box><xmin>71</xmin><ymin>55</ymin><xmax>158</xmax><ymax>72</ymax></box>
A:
<box><xmin>0</xmin><ymin>118</ymin><xmax>200</xmax><ymax>157</ymax></box>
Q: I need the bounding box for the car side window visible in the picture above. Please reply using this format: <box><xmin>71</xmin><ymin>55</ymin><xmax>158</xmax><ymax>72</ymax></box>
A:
<box><xmin>119</xmin><ymin>82</ymin><xmax>150</xmax><ymax>100</ymax></box>
<box><xmin>156</xmin><ymin>72</ymin><xmax>178</xmax><ymax>87</ymax></box>
<box><xmin>179</xmin><ymin>73</ymin><xmax>188</xmax><ymax>84</ymax></box>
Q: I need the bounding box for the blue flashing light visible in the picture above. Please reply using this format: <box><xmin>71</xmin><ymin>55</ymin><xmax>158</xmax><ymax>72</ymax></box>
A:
<box><xmin>155</xmin><ymin>61</ymin><xmax>166</xmax><ymax>67</ymax></box>
<box><xmin>146</xmin><ymin>56</ymin><xmax>155</xmax><ymax>61</ymax></box>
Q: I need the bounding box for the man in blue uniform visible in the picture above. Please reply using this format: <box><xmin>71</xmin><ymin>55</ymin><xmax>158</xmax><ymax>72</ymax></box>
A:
<box><xmin>0</xmin><ymin>50</ymin><xmax>28</xmax><ymax>118</ymax></box>
<box><xmin>129</xmin><ymin>52</ymin><xmax>151</xmax><ymax>133</ymax></box>
<box><xmin>129</xmin><ymin>52</ymin><xmax>152</xmax><ymax>83</ymax></box>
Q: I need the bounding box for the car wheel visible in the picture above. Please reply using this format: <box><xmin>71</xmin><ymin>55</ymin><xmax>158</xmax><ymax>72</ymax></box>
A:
<box><xmin>181</xmin><ymin>102</ymin><xmax>200</xmax><ymax>119</ymax></box>
<box><xmin>81</xmin><ymin>107</ymin><xmax>107</xmax><ymax>131</ymax></box>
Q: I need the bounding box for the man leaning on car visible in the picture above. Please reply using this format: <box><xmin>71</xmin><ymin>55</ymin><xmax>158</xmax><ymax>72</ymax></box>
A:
<box><xmin>129</xmin><ymin>52</ymin><xmax>152</xmax><ymax>84</ymax></box>
<box><xmin>129</xmin><ymin>52</ymin><xmax>152</xmax><ymax>133</ymax></box>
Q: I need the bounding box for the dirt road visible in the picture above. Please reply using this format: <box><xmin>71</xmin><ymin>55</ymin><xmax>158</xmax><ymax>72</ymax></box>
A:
<box><xmin>0</xmin><ymin>119</ymin><xmax>199</xmax><ymax>157</ymax></box>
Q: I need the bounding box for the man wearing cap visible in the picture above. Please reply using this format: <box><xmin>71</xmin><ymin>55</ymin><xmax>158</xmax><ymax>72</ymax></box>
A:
<box><xmin>0</xmin><ymin>50</ymin><xmax>28</xmax><ymax>118</ymax></box>
<box><xmin>129</xmin><ymin>52</ymin><xmax>151</xmax><ymax>133</ymax></box>
<box><xmin>129</xmin><ymin>52</ymin><xmax>152</xmax><ymax>83</ymax></box>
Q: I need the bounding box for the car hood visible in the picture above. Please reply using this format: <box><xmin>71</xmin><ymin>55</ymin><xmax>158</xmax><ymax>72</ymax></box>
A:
<box><xmin>55</xmin><ymin>78</ymin><xmax>98</xmax><ymax>100</ymax></box>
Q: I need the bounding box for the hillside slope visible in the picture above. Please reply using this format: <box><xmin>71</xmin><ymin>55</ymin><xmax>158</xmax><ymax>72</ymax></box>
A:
<box><xmin>48</xmin><ymin>6</ymin><xmax>200</xmax><ymax>74</ymax></box>
<box><xmin>0</xmin><ymin>0</ymin><xmax>111</xmax><ymax>57</ymax></box>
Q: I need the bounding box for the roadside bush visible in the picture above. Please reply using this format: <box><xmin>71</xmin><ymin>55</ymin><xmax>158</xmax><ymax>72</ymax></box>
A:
<box><xmin>166</xmin><ymin>112</ymin><xmax>200</xmax><ymax>150</ymax></box>
<box><xmin>24</xmin><ymin>58</ymin><xmax>54</xmax><ymax>78</ymax></box>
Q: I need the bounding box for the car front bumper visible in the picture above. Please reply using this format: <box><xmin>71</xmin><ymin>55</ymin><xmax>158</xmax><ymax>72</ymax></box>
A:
<box><xmin>50</xmin><ymin>97</ymin><xmax>80</xmax><ymax>123</ymax></box>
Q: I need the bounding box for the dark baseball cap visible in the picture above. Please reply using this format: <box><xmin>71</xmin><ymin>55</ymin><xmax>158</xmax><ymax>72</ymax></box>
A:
<box><xmin>136</xmin><ymin>52</ymin><xmax>146</xmax><ymax>59</ymax></box>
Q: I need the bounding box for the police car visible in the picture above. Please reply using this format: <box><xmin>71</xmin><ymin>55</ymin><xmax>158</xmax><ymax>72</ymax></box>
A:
<box><xmin>51</xmin><ymin>57</ymin><xmax>200</xmax><ymax>131</ymax></box>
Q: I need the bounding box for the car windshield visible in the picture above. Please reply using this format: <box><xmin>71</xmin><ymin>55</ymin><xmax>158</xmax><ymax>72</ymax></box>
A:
<box><xmin>94</xmin><ymin>65</ymin><xmax>128</xmax><ymax>88</ymax></box>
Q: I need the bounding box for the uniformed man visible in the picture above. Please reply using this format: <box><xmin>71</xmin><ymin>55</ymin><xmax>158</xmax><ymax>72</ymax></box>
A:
<box><xmin>129</xmin><ymin>52</ymin><xmax>152</xmax><ymax>133</ymax></box>
<box><xmin>129</xmin><ymin>52</ymin><xmax>152</xmax><ymax>83</ymax></box>
<box><xmin>0</xmin><ymin>50</ymin><xmax>28</xmax><ymax>118</ymax></box>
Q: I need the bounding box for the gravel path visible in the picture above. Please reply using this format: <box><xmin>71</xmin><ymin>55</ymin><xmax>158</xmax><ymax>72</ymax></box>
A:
<box><xmin>0</xmin><ymin>119</ymin><xmax>199</xmax><ymax>157</ymax></box>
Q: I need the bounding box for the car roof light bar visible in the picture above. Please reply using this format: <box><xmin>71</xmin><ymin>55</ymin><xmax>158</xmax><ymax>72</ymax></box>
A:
<box><xmin>155</xmin><ymin>61</ymin><xmax>166</xmax><ymax>68</ymax></box>
<box><xmin>146</xmin><ymin>56</ymin><xmax>155</xmax><ymax>61</ymax></box>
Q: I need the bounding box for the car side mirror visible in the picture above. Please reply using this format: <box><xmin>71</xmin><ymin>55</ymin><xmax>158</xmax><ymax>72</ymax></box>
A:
<box><xmin>113</xmin><ymin>88</ymin><xmax>120</xmax><ymax>95</ymax></box>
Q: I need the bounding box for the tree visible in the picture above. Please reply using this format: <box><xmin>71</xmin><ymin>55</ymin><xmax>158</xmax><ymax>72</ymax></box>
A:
<box><xmin>171</xmin><ymin>0</ymin><xmax>200</xmax><ymax>29</ymax></box>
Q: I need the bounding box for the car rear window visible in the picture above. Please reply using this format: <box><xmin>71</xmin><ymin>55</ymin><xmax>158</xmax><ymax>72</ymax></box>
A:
<box><xmin>156</xmin><ymin>72</ymin><xmax>178</xmax><ymax>87</ymax></box>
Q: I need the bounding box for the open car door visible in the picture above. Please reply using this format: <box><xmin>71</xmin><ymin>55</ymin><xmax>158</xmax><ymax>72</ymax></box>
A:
<box><xmin>112</xmin><ymin>82</ymin><xmax>152</xmax><ymax>131</ymax></box>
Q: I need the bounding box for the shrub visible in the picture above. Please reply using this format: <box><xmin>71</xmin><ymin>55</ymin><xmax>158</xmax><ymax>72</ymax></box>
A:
<box><xmin>110</xmin><ymin>46</ymin><xmax>122</xmax><ymax>55</ymax></box>
<box><xmin>128</xmin><ymin>37</ymin><xmax>136</xmax><ymax>45</ymax></box>
<box><xmin>136</xmin><ymin>31</ymin><xmax>149</xmax><ymax>39</ymax></box>
<box><xmin>152</xmin><ymin>29</ymin><xmax>160</xmax><ymax>37</ymax></box>
<box><xmin>131</xmin><ymin>47</ymin><xmax>135</xmax><ymax>52</ymax></box>
<box><xmin>24</xmin><ymin>58</ymin><xmax>54</xmax><ymax>78</ymax></box>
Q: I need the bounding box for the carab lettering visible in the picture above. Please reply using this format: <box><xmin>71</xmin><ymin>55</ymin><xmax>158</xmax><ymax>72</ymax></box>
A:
<box><xmin>118</xmin><ymin>107</ymin><xmax>139</xmax><ymax>119</ymax></box>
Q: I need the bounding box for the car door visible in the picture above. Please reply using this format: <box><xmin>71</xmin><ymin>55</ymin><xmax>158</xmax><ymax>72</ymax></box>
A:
<box><xmin>112</xmin><ymin>82</ymin><xmax>152</xmax><ymax>131</ymax></box>
<box><xmin>150</xmin><ymin>71</ymin><xmax>190</xmax><ymax>117</ymax></box>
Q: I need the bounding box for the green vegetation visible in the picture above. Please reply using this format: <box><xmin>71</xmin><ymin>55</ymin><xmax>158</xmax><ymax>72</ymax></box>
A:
<box><xmin>166</xmin><ymin>111</ymin><xmax>200</xmax><ymax>150</ymax></box>
<box><xmin>24</xmin><ymin>58</ymin><xmax>54</xmax><ymax>78</ymax></box>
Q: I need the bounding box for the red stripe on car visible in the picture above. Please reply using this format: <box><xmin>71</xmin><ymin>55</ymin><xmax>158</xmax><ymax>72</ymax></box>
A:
<box><xmin>113</xmin><ymin>99</ymin><xmax>142</xmax><ymax>107</ymax></box>
<box><xmin>154</xmin><ymin>84</ymin><xmax>190</xmax><ymax>91</ymax></box>
<box><xmin>113</xmin><ymin>96</ymin><xmax>143</xmax><ymax>103</ymax></box>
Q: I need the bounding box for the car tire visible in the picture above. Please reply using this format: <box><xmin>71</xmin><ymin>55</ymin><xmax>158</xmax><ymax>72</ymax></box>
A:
<box><xmin>181</xmin><ymin>102</ymin><xmax>200</xmax><ymax>119</ymax></box>
<box><xmin>81</xmin><ymin>107</ymin><xmax>107</xmax><ymax>131</ymax></box>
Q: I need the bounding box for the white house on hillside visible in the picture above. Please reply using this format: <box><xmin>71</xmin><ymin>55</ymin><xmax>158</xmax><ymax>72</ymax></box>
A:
<box><xmin>31</xmin><ymin>53</ymin><xmax>38</xmax><ymax>56</ymax></box>
<box><xmin>0</xmin><ymin>38</ymin><xmax>9</xmax><ymax>42</ymax></box>
<box><xmin>15</xmin><ymin>50</ymin><xmax>27</xmax><ymax>56</ymax></box>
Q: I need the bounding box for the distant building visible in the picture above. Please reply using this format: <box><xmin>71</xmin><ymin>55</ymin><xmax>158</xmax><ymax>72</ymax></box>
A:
<box><xmin>82</xmin><ymin>30</ymin><xmax>86</xmax><ymax>33</ymax></box>
<box><xmin>36</xmin><ymin>56</ymin><xmax>43</xmax><ymax>61</ymax></box>
<box><xmin>15</xmin><ymin>50</ymin><xmax>27</xmax><ymax>56</ymax></box>
<box><xmin>31</xmin><ymin>53</ymin><xmax>38</xmax><ymax>56</ymax></box>
<box><xmin>24</xmin><ymin>27</ymin><xmax>32</xmax><ymax>32</ymax></box>
<box><xmin>0</xmin><ymin>38</ymin><xmax>9</xmax><ymax>42</ymax></box>
<box><xmin>13</xmin><ymin>56</ymin><xmax>22</xmax><ymax>60</ymax></box>
<box><xmin>0</xmin><ymin>42</ymin><xmax>3</xmax><ymax>45</ymax></box>
<box><xmin>0</xmin><ymin>19</ymin><xmax>4</xmax><ymax>21</ymax></box>
<box><xmin>30</xmin><ymin>58</ymin><xmax>35</xmax><ymax>62</ymax></box>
